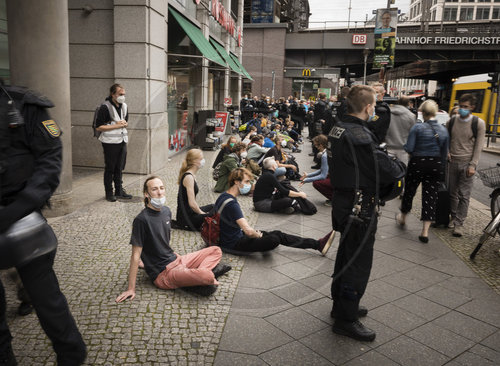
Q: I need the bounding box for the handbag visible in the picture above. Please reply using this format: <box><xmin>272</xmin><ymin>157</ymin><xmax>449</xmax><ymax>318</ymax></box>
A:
<box><xmin>200</xmin><ymin>198</ymin><xmax>233</xmax><ymax>246</ymax></box>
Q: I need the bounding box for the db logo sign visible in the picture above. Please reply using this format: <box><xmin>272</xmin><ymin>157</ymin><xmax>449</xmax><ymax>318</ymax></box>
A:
<box><xmin>352</xmin><ymin>34</ymin><xmax>367</xmax><ymax>45</ymax></box>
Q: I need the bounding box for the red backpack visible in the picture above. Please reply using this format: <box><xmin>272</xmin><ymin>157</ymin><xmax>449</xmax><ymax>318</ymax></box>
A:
<box><xmin>201</xmin><ymin>198</ymin><xmax>233</xmax><ymax>246</ymax></box>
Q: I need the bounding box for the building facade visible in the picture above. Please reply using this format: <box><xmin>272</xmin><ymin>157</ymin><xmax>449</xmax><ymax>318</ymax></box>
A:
<box><xmin>2</xmin><ymin>0</ymin><xmax>249</xmax><ymax>213</ymax></box>
<box><xmin>409</xmin><ymin>0</ymin><xmax>500</xmax><ymax>22</ymax></box>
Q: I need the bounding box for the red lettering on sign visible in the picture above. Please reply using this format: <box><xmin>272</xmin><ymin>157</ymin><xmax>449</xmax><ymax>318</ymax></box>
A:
<box><xmin>352</xmin><ymin>34</ymin><xmax>367</xmax><ymax>45</ymax></box>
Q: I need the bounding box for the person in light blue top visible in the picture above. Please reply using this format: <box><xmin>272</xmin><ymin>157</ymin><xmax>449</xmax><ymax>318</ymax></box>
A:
<box><xmin>396</xmin><ymin>100</ymin><xmax>449</xmax><ymax>243</ymax></box>
<box><xmin>299</xmin><ymin>135</ymin><xmax>333</xmax><ymax>204</ymax></box>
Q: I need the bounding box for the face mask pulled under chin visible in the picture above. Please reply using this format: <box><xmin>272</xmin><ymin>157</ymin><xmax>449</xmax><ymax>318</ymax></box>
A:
<box><xmin>149</xmin><ymin>196</ymin><xmax>166</xmax><ymax>209</ymax></box>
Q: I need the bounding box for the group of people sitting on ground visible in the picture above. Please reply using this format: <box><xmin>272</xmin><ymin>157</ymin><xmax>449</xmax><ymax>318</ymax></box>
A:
<box><xmin>115</xmin><ymin>88</ymin><xmax>486</xmax><ymax>346</ymax></box>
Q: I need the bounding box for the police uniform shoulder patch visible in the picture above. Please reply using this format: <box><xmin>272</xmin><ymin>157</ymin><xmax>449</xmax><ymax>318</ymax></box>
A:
<box><xmin>329</xmin><ymin>126</ymin><xmax>345</xmax><ymax>139</ymax></box>
<box><xmin>42</xmin><ymin>120</ymin><xmax>61</xmax><ymax>137</ymax></box>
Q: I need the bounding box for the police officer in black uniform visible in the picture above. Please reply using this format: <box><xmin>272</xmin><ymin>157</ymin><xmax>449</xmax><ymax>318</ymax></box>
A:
<box><xmin>0</xmin><ymin>85</ymin><xmax>86</xmax><ymax>364</ymax></box>
<box><xmin>369</xmin><ymin>82</ymin><xmax>391</xmax><ymax>143</ymax></box>
<box><xmin>327</xmin><ymin>85</ymin><xmax>405</xmax><ymax>341</ymax></box>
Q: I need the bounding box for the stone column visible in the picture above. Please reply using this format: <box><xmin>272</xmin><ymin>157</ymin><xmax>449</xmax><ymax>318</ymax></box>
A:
<box><xmin>7</xmin><ymin>0</ymin><xmax>73</xmax><ymax>215</ymax></box>
<box><xmin>237</xmin><ymin>0</ymin><xmax>244</xmax><ymax>100</ymax></box>
<box><xmin>197</xmin><ymin>5</ymin><xmax>210</xmax><ymax>110</ymax></box>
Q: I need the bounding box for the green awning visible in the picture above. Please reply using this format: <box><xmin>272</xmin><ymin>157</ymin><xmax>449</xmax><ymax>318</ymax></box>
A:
<box><xmin>210</xmin><ymin>38</ymin><xmax>244</xmax><ymax>76</ymax></box>
<box><xmin>229</xmin><ymin>53</ymin><xmax>253</xmax><ymax>81</ymax></box>
<box><xmin>169</xmin><ymin>7</ymin><xmax>226</xmax><ymax>67</ymax></box>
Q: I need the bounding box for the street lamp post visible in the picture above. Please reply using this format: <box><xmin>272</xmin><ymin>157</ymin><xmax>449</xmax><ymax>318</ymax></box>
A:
<box><xmin>363</xmin><ymin>47</ymin><xmax>370</xmax><ymax>84</ymax></box>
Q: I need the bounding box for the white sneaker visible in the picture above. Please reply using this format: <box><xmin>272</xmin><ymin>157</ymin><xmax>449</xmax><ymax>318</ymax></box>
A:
<box><xmin>395</xmin><ymin>212</ymin><xmax>405</xmax><ymax>226</ymax></box>
<box><xmin>452</xmin><ymin>225</ymin><xmax>463</xmax><ymax>237</ymax></box>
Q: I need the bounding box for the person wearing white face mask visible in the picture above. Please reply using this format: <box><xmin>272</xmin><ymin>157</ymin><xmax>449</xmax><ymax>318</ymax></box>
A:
<box><xmin>116</xmin><ymin>176</ymin><xmax>231</xmax><ymax>301</ymax></box>
<box><xmin>214</xmin><ymin>142</ymin><xmax>249</xmax><ymax>193</ymax></box>
<box><xmin>95</xmin><ymin>83</ymin><xmax>132</xmax><ymax>202</ymax></box>
<box><xmin>446</xmin><ymin>93</ymin><xmax>486</xmax><ymax>237</ymax></box>
<box><xmin>214</xmin><ymin>168</ymin><xmax>335</xmax><ymax>255</ymax></box>
<box><xmin>327</xmin><ymin>85</ymin><xmax>405</xmax><ymax>342</ymax></box>
<box><xmin>174</xmin><ymin>149</ymin><xmax>214</xmax><ymax>231</ymax></box>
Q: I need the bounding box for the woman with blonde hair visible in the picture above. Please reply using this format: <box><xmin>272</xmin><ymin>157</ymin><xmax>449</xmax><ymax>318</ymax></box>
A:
<box><xmin>396</xmin><ymin>99</ymin><xmax>449</xmax><ymax>243</ymax></box>
<box><xmin>174</xmin><ymin>148</ymin><xmax>214</xmax><ymax>231</ymax></box>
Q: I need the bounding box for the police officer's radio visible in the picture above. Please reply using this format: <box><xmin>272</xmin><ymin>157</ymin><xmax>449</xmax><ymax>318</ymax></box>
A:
<box><xmin>0</xmin><ymin>83</ymin><xmax>24</xmax><ymax>127</ymax></box>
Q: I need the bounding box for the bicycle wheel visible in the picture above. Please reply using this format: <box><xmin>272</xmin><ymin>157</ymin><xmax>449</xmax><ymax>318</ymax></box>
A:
<box><xmin>490</xmin><ymin>188</ymin><xmax>500</xmax><ymax>235</ymax></box>
<box><xmin>491</xmin><ymin>189</ymin><xmax>500</xmax><ymax>218</ymax></box>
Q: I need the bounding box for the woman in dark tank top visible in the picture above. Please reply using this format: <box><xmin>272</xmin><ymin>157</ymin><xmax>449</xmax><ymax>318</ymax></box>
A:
<box><xmin>174</xmin><ymin>149</ymin><xmax>214</xmax><ymax>231</ymax></box>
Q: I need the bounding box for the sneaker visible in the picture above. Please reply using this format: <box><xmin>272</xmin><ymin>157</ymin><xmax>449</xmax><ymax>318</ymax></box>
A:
<box><xmin>212</xmin><ymin>263</ymin><xmax>232</xmax><ymax>278</ymax></box>
<box><xmin>330</xmin><ymin>305</ymin><xmax>368</xmax><ymax>318</ymax></box>
<box><xmin>105</xmin><ymin>194</ymin><xmax>117</xmax><ymax>202</ymax></box>
<box><xmin>395</xmin><ymin>212</ymin><xmax>405</xmax><ymax>226</ymax></box>
<box><xmin>115</xmin><ymin>188</ymin><xmax>133</xmax><ymax>199</ymax></box>
<box><xmin>332</xmin><ymin>319</ymin><xmax>376</xmax><ymax>342</ymax></box>
<box><xmin>311</xmin><ymin>164</ymin><xmax>321</xmax><ymax>169</ymax></box>
<box><xmin>183</xmin><ymin>284</ymin><xmax>218</xmax><ymax>296</ymax></box>
<box><xmin>282</xmin><ymin>207</ymin><xmax>295</xmax><ymax>214</ymax></box>
<box><xmin>318</xmin><ymin>231</ymin><xmax>335</xmax><ymax>256</ymax></box>
<box><xmin>447</xmin><ymin>220</ymin><xmax>455</xmax><ymax>229</ymax></box>
<box><xmin>324</xmin><ymin>200</ymin><xmax>332</xmax><ymax>207</ymax></box>
<box><xmin>452</xmin><ymin>225</ymin><xmax>463</xmax><ymax>237</ymax></box>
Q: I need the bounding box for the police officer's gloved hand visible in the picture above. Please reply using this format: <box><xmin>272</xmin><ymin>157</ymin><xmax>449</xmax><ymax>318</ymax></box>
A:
<box><xmin>0</xmin><ymin>201</ymin><xmax>32</xmax><ymax>234</ymax></box>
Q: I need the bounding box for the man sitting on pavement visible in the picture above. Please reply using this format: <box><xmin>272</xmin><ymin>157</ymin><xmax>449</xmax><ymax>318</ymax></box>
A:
<box><xmin>116</xmin><ymin>176</ymin><xmax>231</xmax><ymax>300</ymax></box>
<box><xmin>253</xmin><ymin>157</ymin><xmax>306</xmax><ymax>214</ymax></box>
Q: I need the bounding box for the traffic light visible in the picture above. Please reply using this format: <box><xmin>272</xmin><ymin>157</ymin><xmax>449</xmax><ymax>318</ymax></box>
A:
<box><xmin>487</xmin><ymin>72</ymin><xmax>498</xmax><ymax>92</ymax></box>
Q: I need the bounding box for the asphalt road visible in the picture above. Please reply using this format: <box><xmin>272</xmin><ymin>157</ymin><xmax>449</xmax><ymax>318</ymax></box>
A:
<box><xmin>472</xmin><ymin>151</ymin><xmax>500</xmax><ymax>209</ymax></box>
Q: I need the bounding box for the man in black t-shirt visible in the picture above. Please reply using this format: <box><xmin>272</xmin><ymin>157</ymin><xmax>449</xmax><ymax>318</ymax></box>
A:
<box><xmin>116</xmin><ymin>176</ymin><xmax>231</xmax><ymax>300</ymax></box>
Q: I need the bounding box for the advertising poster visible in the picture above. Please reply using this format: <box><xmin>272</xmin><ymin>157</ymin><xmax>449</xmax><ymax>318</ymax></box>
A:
<box><xmin>215</xmin><ymin>111</ymin><xmax>229</xmax><ymax>133</ymax></box>
<box><xmin>373</xmin><ymin>8</ymin><xmax>397</xmax><ymax>70</ymax></box>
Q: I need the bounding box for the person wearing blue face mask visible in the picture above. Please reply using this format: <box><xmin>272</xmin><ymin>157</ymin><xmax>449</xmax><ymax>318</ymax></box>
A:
<box><xmin>446</xmin><ymin>94</ymin><xmax>486</xmax><ymax>237</ymax></box>
<box><xmin>214</xmin><ymin>168</ymin><xmax>335</xmax><ymax>255</ymax></box>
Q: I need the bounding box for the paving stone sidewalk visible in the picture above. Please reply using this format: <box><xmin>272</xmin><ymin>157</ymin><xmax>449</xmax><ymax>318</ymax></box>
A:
<box><xmin>1</xmin><ymin>136</ymin><xmax>499</xmax><ymax>365</ymax></box>
<box><xmin>214</xmin><ymin>139</ymin><xmax>500</xmax><ymax>366</ymax></box>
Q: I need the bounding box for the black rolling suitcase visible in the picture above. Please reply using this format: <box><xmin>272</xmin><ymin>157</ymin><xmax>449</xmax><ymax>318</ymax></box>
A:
<box><xmin>433</xmin><ymin>164</ymin><xmax>450</xmax><ymax>228</ymax></box>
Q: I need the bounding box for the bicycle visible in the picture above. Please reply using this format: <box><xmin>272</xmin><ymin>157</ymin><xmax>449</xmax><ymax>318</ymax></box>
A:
<box><xmin>470</xmin><ymin>163</ymin><xmax>500</xmax><ymax>260</ymax></box>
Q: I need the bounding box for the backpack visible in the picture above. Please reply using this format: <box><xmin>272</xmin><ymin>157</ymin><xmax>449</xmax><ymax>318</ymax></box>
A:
<box><xmin>200</xmin><ymin>198</ymin><xmax>233</xmax><ymax>246</ymax></box>
<box><xmin>212</xmin><ymin>161</ymin><xmax>223</xmax><ymax>181</ymax></box>
<box><xmin>92</xmin><ymin>105</ymin><xmax>102</xmax><ymax>138</ymax></box>
<box><xmin>92</xmin><ymin>101</ymin><xmax>113</xmax><ymax>138</ymax></box>
<box><xmin>447</xmin><ymin>115</ymin><xmax>478</xmax><ymax>140</ymax></box>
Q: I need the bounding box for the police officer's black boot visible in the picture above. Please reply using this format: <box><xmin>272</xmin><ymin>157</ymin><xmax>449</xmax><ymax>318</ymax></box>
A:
<box><xmin>0</xmin><ymin>344</ymin><xmax>17</xmax><ymax>366</ymax></box>
<box><xmin>332</xmin><ymin>319</ymin><xmax>376</xmax><ymax>342</ymax></box>
<box><xmin>105</xmin><ymin>193</ymin><xmax>117</xmax><ymax>202</ymax></box>
<box><xmin>115</xmin><ymin>187</ymin><xmax>132</xmax><ymax>199</ymax></box>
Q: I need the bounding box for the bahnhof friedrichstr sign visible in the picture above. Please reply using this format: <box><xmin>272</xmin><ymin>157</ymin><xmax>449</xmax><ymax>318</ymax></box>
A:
<box><xmin>396</xmin><ymin>36</ymin><xmax>500</xmax><ymax>45</ymax></box>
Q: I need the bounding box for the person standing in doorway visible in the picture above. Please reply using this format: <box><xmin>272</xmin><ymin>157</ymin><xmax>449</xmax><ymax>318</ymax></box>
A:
<box><xmin>95</xmin><ymin>83</ymin><xmax>132</xmax><ymax>202</ymax></box>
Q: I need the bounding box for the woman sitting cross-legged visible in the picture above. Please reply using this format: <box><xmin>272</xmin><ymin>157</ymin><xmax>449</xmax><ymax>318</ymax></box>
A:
<box><xmin>299</xmin><ymin>134</ymin><xmax>333</xmax><ymax>206</ymax></box>
<box><xmin>174</xmin><ymin>149</ymin><xmax>214</xmax><ymax>231</ymax></box>
<box><xmin>214</xmin><ymin>167</ymin><xmax>335</xmax><ymax>255</ymax></box>
<box><xmin>253</xmin><ymin>157</ymin><xmax>305</xmax><ymax>214</ymax></box>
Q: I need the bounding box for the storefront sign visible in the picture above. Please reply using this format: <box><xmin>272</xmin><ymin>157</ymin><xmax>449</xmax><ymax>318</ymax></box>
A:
<box><xmin>224</xmin><ymin>97</ymin><xmax>232</xmax><ymax>106</ymax></box>
<box><xmin>352</xmin><ymin>34</ymin><xmax>367</xmax><ymax>45</ymax></box>
<box><xmin>215</xmin><ymin>111</ymin><xmax>229</xmax><ymax>132</ymax></box>
<box><xmin>397</xmin><ymin>36</ymin><xmax>500</xmax><ymax>45</ymax></box>
<box><xmin>211</xmin><ymin>0</ymin><xmax>236</xmax><ymax>37</ymax></box>
<box><xmin>302</xmin><ymin>69</ymin><xmax>312</xmax><ymax>77</ymax></box>
<box><xmin>292</xmin><ymin>79</ymin><xmax>320</xmax><ymax>84</ymax></box>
